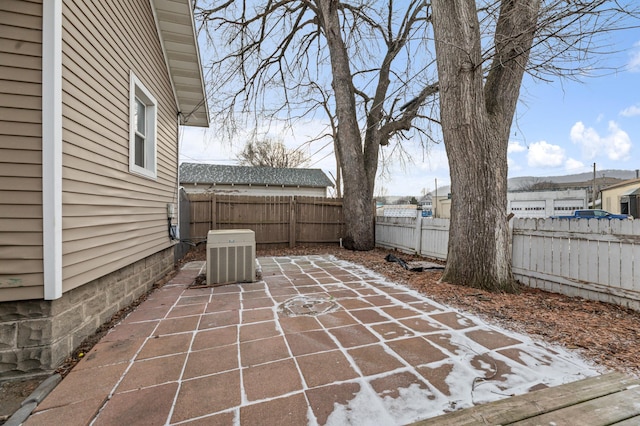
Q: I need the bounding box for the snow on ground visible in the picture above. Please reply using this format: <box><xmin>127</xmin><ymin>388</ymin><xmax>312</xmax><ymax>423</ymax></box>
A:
<box><xmin>298</xmin><ymin>255</ymin><xmax>603</xmax><ymax>424</ymax></box>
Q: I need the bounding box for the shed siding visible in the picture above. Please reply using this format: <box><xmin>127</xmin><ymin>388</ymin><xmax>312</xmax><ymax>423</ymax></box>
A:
<box><xmin>0</xmin><ymin>0</ymin><xmax>44</xmax><ymax>301</ymax></box>
<box><xmin>601</xmin><ymin>180</ymin><xmax>640</xmax><ymax>214</ymax></box>
<box><xmin>182</xmin><ymin>184</ymin><xmax>328</xmax><ymax>197</ymax></box>
<box><xmin>60</xmin><ymin>0</ymin><xmax>178</xmax><ymax>291</ymax></box>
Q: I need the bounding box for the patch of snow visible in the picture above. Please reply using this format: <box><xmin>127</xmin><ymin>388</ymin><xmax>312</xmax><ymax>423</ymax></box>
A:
<box><xmin>257</xmin><ymin>256</ymin><xmax>604</xmax><ymax>424</ymax></box>
<box><xmin>324</xmin><ymin>384</ymin><xmax>395</xmax><ymax>426</ymax></box>
<box><xmin>379</xmin><ymin>383</ymin><xmax>441</xmax><ymax>424</ymax></box>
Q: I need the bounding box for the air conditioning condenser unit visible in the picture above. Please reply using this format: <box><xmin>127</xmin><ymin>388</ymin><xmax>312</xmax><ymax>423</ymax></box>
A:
<box><xmin>206</xmin><ymin>229</ymin><xmax>256</xmax><ymax>286</ymax></box>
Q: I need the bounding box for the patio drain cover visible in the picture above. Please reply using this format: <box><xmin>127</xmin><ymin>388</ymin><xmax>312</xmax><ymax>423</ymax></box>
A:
<box><xmin>278</xmin><ymin>296</ymin><xmax>339</xmax><ymax>317</ymax></box>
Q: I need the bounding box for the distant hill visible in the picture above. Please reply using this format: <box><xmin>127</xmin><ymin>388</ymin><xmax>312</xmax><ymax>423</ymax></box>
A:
<box><xmin>508</xmin><ymin>169</ymin><xmax>638</xmax><ymax>191</ymax></box>
<box><xmin>384</xmin><ymin>169</ymin><xmax>639</xmax><ymax>198</ymax></box>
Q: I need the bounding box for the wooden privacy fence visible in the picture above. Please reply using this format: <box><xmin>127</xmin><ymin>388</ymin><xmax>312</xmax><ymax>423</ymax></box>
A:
<box><xmin>187</xmin><ymin>194</ymin><xmax>345</xmax><ymax>249</ymax></box>
<box><xmin>375</xmin><ymin>214</ymin><xmax>640</xmax><ymax>311</ymax></box>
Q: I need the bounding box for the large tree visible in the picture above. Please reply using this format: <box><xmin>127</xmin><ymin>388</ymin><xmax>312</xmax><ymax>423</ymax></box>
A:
<box><xmin>431</xmin><ymin>0</ymin><xmax>539</xmax><ymax>292</ymax></box>
<box><xmin>431</xmin><ymin>0</ymin><xmax>637</xmax><ymax>291</ymax></box>
<box><xmin>197</xmin><ymin>1</ymin><xmax>438</xmax><ymax>250</ymax></box>
<box><xmin>197</xmin><ymin>0</ymin><xmax>637</xmax><ymax>289</ymax></box>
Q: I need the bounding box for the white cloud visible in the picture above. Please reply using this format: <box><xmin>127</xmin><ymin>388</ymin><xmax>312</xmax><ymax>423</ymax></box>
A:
<box><xmin>378</xmin><ymin>147</ymin><xmax>451</xmax><ymax>195</ymax></box>
<box><xmin>628</xmin><ymin>41</ymin><xmax>640</xmax><ymax>72</ymax></box>
<box><xmin>604</xmin><ymin>121</ymin><xmax>632</xmax><ymax>161</ymax></box>
<box><xmin>507</xmin><ymin>141</ymin><xmax>526</xmax><ymax>174</ymax></box>
<box><xmin>570</xmin><ymin>121</ymin><xmax>600</xmax><ymax>159</ymax></box>
<box><xmin>570</xmin><ymin>120</ymin><xmax>632</xmax><ymax>161</ymax></box>
<box><xmin>414</xmin><ymin>148</ymin><xmax>450</xmax><ymax>173</ymax></box>
<box><xmin>507</xmin><ymin>141</ymin><xmax>526</xmax><ymax>153</ymax></box>
<box><xmin>620</xmin><ymin>105</ymin><xmax>640</xmax><ymax>117</ymax></box>
<box><xmin>508</xmin><ymin>156</ymin><xmax>522</xmax><ymax>173</ymax></box>
<box><xmin>527</xmin><ymin>141</ymin><xmax>565</xmax><ymax>168</ymax></box>
<box><xmin>179</xmin><ymin>118</ymin><xmax>341</xmax><ymax>171</ymax></box>
<box><xmin>565</xmin><ymin>158</ymin><xmax>585</xmax><ymax>172</ymax></box>
<box><xmin>179</xmin><ymin>127</ymin><xmax>236</xmax><ymax>164</ymax></box>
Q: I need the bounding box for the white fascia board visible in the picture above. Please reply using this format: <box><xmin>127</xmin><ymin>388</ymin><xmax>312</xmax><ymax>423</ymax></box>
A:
<box><xmin>149</xmin><ymin>0</ymin><xmax>180</xmax><ymax>121</ymax></box>
<box><xmin>183</xmin><ymin>0</ymin><xmax>210</xmax><ymax>126</ymax></box>
<box><xmin>149</xmin><ymin>0</ymin><xmax>209</xmax><ymax>127</ymax></box>
<box><xmin>42</xmin><ymin>0</ymin><xmax>63</xmax><ymax>300</ymax></box>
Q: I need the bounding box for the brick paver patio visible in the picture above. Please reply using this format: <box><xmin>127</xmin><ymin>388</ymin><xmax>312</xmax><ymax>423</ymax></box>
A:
<box><xmin>25</xmin><ymin>255</ymin><xmax>600</xmax><ymax>425</ymax></box>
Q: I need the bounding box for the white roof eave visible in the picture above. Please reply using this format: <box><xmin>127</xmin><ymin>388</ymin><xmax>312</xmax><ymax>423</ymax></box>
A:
<box><xmin>150</xmin><ymin>0</ymin><xmax>210</xmax><ymax>127</ymax></box>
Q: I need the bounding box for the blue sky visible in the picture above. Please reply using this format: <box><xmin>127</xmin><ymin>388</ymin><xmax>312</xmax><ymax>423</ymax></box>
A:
<box><xmin>508</xmin><ymin>33</ymin><xmax>640</xmax><ymax>180</ymax></box>
<box><xmin>180</xmin><ymin>18</ymin><xmax>640</xmax><ymax>197</ymax></box>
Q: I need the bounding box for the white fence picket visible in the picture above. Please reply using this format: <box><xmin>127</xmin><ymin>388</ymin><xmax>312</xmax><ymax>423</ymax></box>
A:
<box><xmin>376</xmin><ymin>215</ymin><xmax>640</xmax><ymax>311</ymax></box>
<box><xmin>567</xmin><ymin>220</ymin><xmax>580</xmax><ymax>280</ymax></box>
<box><xmin>590</xmin><ymin>222</ymin><xmax>601</xmax><ymax>283</ymax></box>
<box><xmin>629</xmin><ymin>240</ymin><xmax>640</xmax><ymax>293</ymax></box>
<box><xmin>375</xmin><ymin>216</ymin><xmax>417</xmax><ymax>254</ymax></box>
<box><xmin>420</xmin><ymin>218</ymin><xmax>449</xmax><ymax>260</ymax></box>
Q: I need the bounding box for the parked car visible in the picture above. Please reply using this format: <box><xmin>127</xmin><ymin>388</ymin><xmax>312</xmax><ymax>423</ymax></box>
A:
<box><xmin>550</xmin><ymin>209</ymin><xmax>633</xmax><ymax>220</ymax></box>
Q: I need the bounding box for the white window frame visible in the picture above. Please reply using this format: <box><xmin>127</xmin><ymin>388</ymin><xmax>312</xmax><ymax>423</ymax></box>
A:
<box><xmin>129</xmin><ymin>72</ymin><xmax>157</xmax><ymax>179</ymax></box>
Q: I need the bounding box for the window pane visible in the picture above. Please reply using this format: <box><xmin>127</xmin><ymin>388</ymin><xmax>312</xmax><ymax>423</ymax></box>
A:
<box><xmin>135</xmin><ymin>134</ymin><xmax>145</xmax><ymax>167</ymax></box>
<box><xmin>130</xmin><ymin>75</ymin><xmax>157</xmax><ymax>178</ymax></box>
<box><xmin>135</xmin><ymin>98</ymin><xmax>146</xmax><ymax>136</ymax></box>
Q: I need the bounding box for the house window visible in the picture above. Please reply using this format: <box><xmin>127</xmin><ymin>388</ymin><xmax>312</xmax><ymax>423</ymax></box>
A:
<box><xmin>129</xmin><ymin>72</ymin><xmax>157</xmax><ymax>179</ymax></box>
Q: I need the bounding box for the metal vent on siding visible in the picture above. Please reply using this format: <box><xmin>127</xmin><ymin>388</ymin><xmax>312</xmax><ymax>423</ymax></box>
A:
<box><xmin>206</xmin><ymin>230</ymin><xmax>256</xmax><ymax>285</ymax></box>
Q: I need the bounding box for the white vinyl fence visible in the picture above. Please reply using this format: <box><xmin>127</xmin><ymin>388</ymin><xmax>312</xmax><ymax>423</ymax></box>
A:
<box><xmin>376</xmin><ymin>216</ymin><xmax>418</xmax><ymax>254</ymax></box>
<box><xmin>375</xmin><ymin>215</ymin><xmax>640</xmax><ymax>311</ymax></box>
<box><xmin>376</xmin><ymin>216</ymin><xmax>449</xmax><ymax>260</ymax></box>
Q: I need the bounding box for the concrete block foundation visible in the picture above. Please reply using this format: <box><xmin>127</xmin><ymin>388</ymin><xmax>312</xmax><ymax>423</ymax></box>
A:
<box><xmin>0</xmin><ymin>247</ymin><xmax>174</xmax><ymax>381</ymax></box>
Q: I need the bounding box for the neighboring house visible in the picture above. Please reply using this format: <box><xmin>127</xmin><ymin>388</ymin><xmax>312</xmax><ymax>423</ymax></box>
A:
<box><xmin>601</xmin><ymin>178</ymin><xmax>640</xmax><ymax>217</ymax></box>
<box><xmin>434</xmin><ymin>195</ymin><xmax>452</xmax><ymax>219</ymax></box>
<box><xmin>0</xmin><ymin>0</ymin><xmax>209</xmax><ymax>380</ymax></box>
<box><xmin>430</xmin><ymin>187</ymin><xmax>451</xmax><ymax>219</ymax></box>
<box><xmin>418</xmin><ymin>194</ymin><xmax>433</xmax><ymax>217</ymax></box>
<box><xmin>180</xmin><ymin>163</ymin><xmax>334</xmax><ymax>197</ymax></box>
<box><xmin>507</xmin><ymin>189</ymin><xmax>588</xmax><ymax>218</ymax></box>
<box><xmin>377</xmin><ymin>205</ymin><xmax>418</xmax><ymax>217</ymax></box>
<box><xmin>427</xmin><ymin>189</ymin><xmax>587</xmax><ymax>220</ymax></box>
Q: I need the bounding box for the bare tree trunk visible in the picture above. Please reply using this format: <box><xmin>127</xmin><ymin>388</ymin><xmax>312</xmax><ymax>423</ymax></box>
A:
<box><xmin>432</xmin><ymin>0</ymin><xmax>540</xmax><ymax>292</ymax></box>
<box><xmin>334</xmin><ymin>141</ymin><xmax>342</xmax><ymax>198</ymax></box>
<box><xmin>316</xmin><ymin>0</ymin><xmax>374</xmax><ymax>250</ymax></box>
<box><xmin>199</xmin><ymin>2</ymin><xmax>439</xmax><ymax>252</ymax></box>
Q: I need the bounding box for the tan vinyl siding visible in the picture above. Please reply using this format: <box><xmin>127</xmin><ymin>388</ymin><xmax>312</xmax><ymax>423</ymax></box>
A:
<box><xmin>60</xmin><ymin>0</ymin><xmax>179</xmax><ymax>291</ymax></box>
<box><xmin>0</xmin><ymin>0</ymin><xmax>44</xmax><ymax>302</ymax></box>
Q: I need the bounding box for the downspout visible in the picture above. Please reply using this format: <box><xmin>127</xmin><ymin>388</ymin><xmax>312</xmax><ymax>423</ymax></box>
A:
<box><xmin>42</xmin><ymin>0</ymin><xmax>63</xmax><ymax>300</ymax></box>
<box><xmin>174</xmin><ymin>114</ymin><xmax>182</xmax><ymax>242</ymax></box>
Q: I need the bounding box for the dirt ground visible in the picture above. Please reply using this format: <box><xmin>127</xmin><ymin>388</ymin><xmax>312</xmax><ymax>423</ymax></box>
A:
<box><xmin>2</xmin><ymin>244</ymin><xmax>638</xmax><ymax>423</ymax></box>
<box><xmin>0</xmin><ymin>378</ymin><xmax>42</xmax><ymax>423</ymax></box>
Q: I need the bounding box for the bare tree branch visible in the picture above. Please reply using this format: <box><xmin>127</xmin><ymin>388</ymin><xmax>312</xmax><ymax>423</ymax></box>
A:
<box><xmin>236</xmin><ymin>138</ymin><xmax>310</xmax><ymax>168</ymax></box>
<box><xmin>196</xmin><ymin>0</ymin><xmax>639</xmax><ymax>252</ymax></box>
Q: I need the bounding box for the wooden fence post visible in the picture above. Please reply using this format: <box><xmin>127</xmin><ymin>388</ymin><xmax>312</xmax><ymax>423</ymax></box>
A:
<box><xmin>289</xmin><ymin>196</ymin><xmax>296</xmax><ymax>248</ymax></box>
<box><xmin>210</xmin><ymin>194</ymin><xmax>217</xmax><ymax>230</ymax></box>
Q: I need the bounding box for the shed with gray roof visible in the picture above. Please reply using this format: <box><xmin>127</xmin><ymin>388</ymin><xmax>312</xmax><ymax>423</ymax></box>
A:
<box><xmin>180</xmin><ymin>163</ymin><xmax>334</xmax><ymax>196</ymax></box>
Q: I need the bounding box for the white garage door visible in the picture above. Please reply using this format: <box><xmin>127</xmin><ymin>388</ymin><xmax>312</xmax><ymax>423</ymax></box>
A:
<box><xmin>510</xmin><ymin>200</ymin><xmax>546</xmax><ymax>218</ymax></box>
<box><xmin>553</xmin><ymin>199</ymin><xmax>585</xmax><ymax>216</ymax></box>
